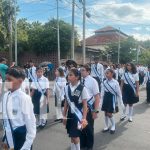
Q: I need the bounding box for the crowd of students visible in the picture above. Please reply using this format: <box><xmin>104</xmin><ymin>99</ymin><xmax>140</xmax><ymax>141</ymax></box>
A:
<box><xmin>0</xmin><ymin>57</ymin><xmax>149</xmax><ymax>150</ymax></box>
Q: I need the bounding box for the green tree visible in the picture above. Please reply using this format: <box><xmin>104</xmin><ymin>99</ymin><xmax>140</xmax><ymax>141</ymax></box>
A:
<box><xmin>106</xmin><ymin>37</ymin><xmax>137</xmax><ymax>64</ymax></box>
<box><xmin>139</xmin><ymin>49</ymin><xmax>150</xmax><ymax>65</ymax></box>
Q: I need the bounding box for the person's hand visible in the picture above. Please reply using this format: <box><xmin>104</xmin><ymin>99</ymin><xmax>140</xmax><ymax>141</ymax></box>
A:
<box><xmin>63</xmin><ymin>117</ymin><xmax>67</xmax><ymax>126</ymax></box>
<box><xmin>92</xmin><ymin>112</ymin><xmax>98</xmax><ymax>120</ymax></box>
<box><xmin>81</xmin><ymin>119</ymin><xmax>88</xmax><ymax>129</ymax></box>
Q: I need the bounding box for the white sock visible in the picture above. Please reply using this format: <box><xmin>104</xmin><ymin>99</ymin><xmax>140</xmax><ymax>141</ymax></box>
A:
<box><xmin>109</xmin><ymin>116</ymin><xmax>115</xmax><ymax>131</ymax></box>
<box><xmin>104</xmin><ymin>116</ymin><xmax>109</xmax><ymax>129</ymax></box>
<box><xmin>71</xmin><ymin>143</ymin><xmax>76</xmax><ymax>150</ymax></box>
<box><xmin>75</xmin><ymin>143</ymin><xmax>80</xmax><ymax>150</ymax></box>
<box><xmin>122</xmin><ymin>106</ymin><xmax>126</xmax><ymax>118</ymax></box>
<box><xmin>129</xmin><ymin>106</ymin><xmax>133</xmax><ymax>118</ymax></box>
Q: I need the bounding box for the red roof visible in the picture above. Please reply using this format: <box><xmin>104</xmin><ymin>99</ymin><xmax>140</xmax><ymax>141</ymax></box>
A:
<box><xmin>84</xmin><ymin>26</ymin><xmax>128</xmax><ymax>46</ymax></box>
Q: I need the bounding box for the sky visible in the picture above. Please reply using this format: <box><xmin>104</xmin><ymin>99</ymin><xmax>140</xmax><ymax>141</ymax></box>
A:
<box><xmin>18</xmin><ymin>0</ymin><xmax>150</xmax><ymax>41</ymax></box>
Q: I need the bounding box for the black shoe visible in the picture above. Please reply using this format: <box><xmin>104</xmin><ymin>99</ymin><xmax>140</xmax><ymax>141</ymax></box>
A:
<box><xmin>40</xmin><ymin>120</ymin><xmax>47</xmax><ymax>129</ymax></box>
<box><xmin>110</xmin><ymin>130</ymin><xmax>115</xmax><ymax>134</ymax></box>
<box><xmin>120</xmin><ymin>116</ymin><xmax>126</xmax><ymax>121</ymax></box>
<box><xmin>102</xmin><ymin>128</ymin><xmax>109</xmax><ymax>133</ymax></box>
<box><xmin>55</xmin><ymin>119</ymin><xmax>62</xmax><ymax>122</ymax></box>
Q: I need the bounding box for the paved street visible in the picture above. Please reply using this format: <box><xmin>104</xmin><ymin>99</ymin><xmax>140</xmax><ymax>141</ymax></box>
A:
<box><xmin>32</xmin><ymin>89</ymin><xmax>150</xmax><ymax>150</ymax></box>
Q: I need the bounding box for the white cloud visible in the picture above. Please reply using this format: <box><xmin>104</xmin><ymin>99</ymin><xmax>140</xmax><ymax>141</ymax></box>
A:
<box><xmin>133</xmin><ymin>27</ymin><xmax>142</xmax><ymax>31</ymax></box>
<box><xmin>132</xmin><ymin>33</ymin><xmax>150</xmax><ymax>41</ymax></box>
<box><xmin>22</xmin><ymin>0</ymin><xmax>47</xmax><ymax>3</ymax></box>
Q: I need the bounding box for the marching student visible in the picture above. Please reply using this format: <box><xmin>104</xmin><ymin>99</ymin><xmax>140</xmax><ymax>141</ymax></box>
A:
<box><xmin>1</xmin><ymin>68</ymin><xmax>36</xmax><ymax>150</ymax></box>
<box><xmin>144</xmin><ymin>65</ymin><xmax>150</xmax><ymax>103</ymax></box>
<box><xmin>53</xmin><ymin>67</ymin><xmax>67</xmax><ymax>121</ymax></box>
<box><xmin>80</xmin><ymin>64</ymin><xmax>100</xmax><ymax>150</ymax></box>
<box><xmin>120</xmin><ymin>63</ymin><xmax>139</xmax><ymax>122</ymax></box>
<box><xmin>91</xmin><ymin>57</ymin><xmax>104</xmax><ymax>91</ymax></box>
<box><xmin>28</xmin><ymin>60</ymin><xmax>37</xmax><ymax>82</ymax></box>
<box><xmin>63</xmin><ymin>68</ymin><xmax>89</xmax><ymax>150</ymax></box>
<box><xmin>31</xmin><ymin>67</ymin><xmax>50</xmax><ymax>128</ymax></box>
<box><xmin>110</xmin><ymin>64</ymin><xmax>118</xmax><ymax>80</ymax></box>
<box><xmin>21</xmin><ymin>75</ymin><xmax>30</xmax><ymax>95</ymax></box>
<box><xmin>101</xmin><ymin>69</ymin><xmax>124</xmax><ymax>134</ymax></box>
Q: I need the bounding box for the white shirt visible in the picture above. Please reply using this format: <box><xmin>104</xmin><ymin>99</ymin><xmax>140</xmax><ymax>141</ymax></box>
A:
<box><xmin>31</xmin><ymin>75</ymin><xmax>49</xmax><ymax>91</ymax></box>
<box><xmin>53</xmin><ymin>77</ymin><xmax>67</xmax><ymax>101</ymax></box>
<box><xmin>2</xmin><ymin>89</ymin><xmax>36</xmax><ymax>150</ymax></box>
<box><xmin>101</xmin><ymin>79</ymin><xmax>123</xmax><ymax>105</ymax></box>
<box><xmin>91</xmin><ymin>63</ymin><xmax>104</xmax><ymax>80</ymax></box>
<box><xmin>121</xmin><ymin>72</ymin><xmax>139</xmax><ymax>84</ymax></box>
<box><xmin>144</xmin><ymin>71</ymin><xmax>150</xmax><ymax>84</ymax></box>
<box><xmin>118</xmin><ymin>68</ymin><xmax>124</xmax><ymax>77</ymax></box>
<box><xmin>21</xmin><ymin>78</ymin><xmax>30</xmax><ymax>94</ymax></box>
<box><xmin>82</xmin><ymin>75</ymin><xmax>99</xmax><ymax>101</ymax></box>
<box><xmin>65</xmin><ymin>82</ymin><xmax>89</xmax><ymax>103</ymax></box>
<box><xmin>28</xmin><ymin>66</ymin><xmax>37</xmax><ymax>81</ymax></box>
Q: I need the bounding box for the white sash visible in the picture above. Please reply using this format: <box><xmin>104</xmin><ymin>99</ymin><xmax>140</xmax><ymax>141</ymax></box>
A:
<box><xmin>87</xmin><ymin>97</ymin><xmax>94</xmax><ymax>111</ymax></box>
<box><xmin>147</xmin><ymin>72</ymin><xmax>150</xmax><ymax>82</ymax></box>
<box><xmin>3</xmin><ymin>93</ymin><xmax>14</xmax><ymax>149</ymax></box>
<box><xmin>65</xmin><ymin>87</ymin><xmax>83</xmax><ymax>122</ymax></box>
<box><xmin>92</xmin><ymin>64</ymin><xmax>102</xmax><ymax>81</ymax></box>
<box><xmin>28</xmin><ymin>69</ymin><xmax>35</xmax><ymax>82</ymax></box>
<box><xmin>55</xmin><ymin>80</ymin><xmax>64</xmax><ymax>103</ymax></box>
<box><xmin>124</xmin><ymin>72</ymin><xmax>136</xmax><ymax>94</ymax></box>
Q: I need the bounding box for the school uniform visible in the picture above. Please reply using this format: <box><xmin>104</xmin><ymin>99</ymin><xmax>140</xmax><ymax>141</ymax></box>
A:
<box><xmin>28</xmin><ymin>66</ymin><xmax>37</xmax><ymax>82</ymax></box>
<box><xmin>101</xmin><ymin>79</ymin><xmax>122</xmax><ymax>113</ymax></box>
<box><xmin>2</xmin><ymin>89</ymin><xmax>36</xmax><ymax>150</ymax></box>
<box><xmin>80</xmin><ymin>75</ymin><xmax>100</xmax><ymax>149</ymax></box>
<box><xmin>118</xmin><ymin>67</ymin><xmax>124</xmax><ymax>85</ymax></box>
<box><xmin>138</xmin><ymin>66</ymin><xmax>145</xmax><ymax>85</ymax></box>
<box><xmin>121</xmin><ymin>72</ymin><xmax>139</xmax><ymax>104</ymax></box>
<box><xmin>21</xmin><ymin>78</ymin><xmax>30</xmax><ymax>95</ymax></box>
<box><xmin>65</xmin><ymin>82</ymin><xmax>89</xmax><ymax>138</ymax></box>
<box><xmin>53</xmin><ymin>77</ymin><xmax>67</xmax><ymax>120</ymax></box>
<box><xmin>31</xmin><ymin>75</ymin><xmax>49</xmax><ymax>126</ymax></box>
<box><xmin>101</xmin><ymin>79</ymin><xmax>123</xmax><ymax>133</ymax></box>
<box><xmin>144</xmin><ymin>71</ymin><xmax>150</xmax><ymax>103</ymax></box>
<box><xmin>91</xmin><ymin>63</ymin><xmax>104</xmax><ymax>91</ymax></box>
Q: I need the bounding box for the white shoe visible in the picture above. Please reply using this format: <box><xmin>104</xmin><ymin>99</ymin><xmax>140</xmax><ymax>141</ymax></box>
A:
<box><xmin>128</xmin><ymin>117</ymin><xmax>133</xmax><ymax>122</ymax></box>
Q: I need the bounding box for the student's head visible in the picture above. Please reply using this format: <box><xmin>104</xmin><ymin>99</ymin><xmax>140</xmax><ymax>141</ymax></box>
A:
<box><xmin>148</xmin><ymin>65</ymin><xmax>150</xmax><ymax>71</ymax></box>
<box><xmin>105</xmin><ymin>69</ymin><xmax>114</xmax><ymax>79</ymax></box>
<box><xmin>68</xmin><ymin>68</ymin><xmax>81</xmax><ymax>84</ymax></box>
<box><xmin>29</xmin><ymin>60</ymin><xmax>34</xmax><ymax>67</ymax></box>
<box><xmin>66</xmin><ymin>60</ymin><xmax>77</xmax><ymax>70</ymax></box>
<box><xmin>125</xmin><ymin>63</ymin><xmax>137</xmax><ymax>74</ymax></box>
<box><xmin>6</xmin><ymin>68</ymin><xmax>25</xmax><ymax>91</ymax></box>
<box><xmin>36</xmin><ymin>67</ymin><xmax>44</xmax><ymax>78</ymax></box>
<box><xmin>0</xmin><ymin>58</ymin><xmax>7</xmax><ymax>64</ymax></box>
<box><xmin>94</xmin><ymin>57</ymin><xmax>99</xmax><ymax>64</ymax></box>
<box><xmin>110</xmin><ymin>64</ymin><xmax>116</xmax><ymax>70</ymax></box>
<box><xmin>81</xmin><ymin>64</ymin><xmax>91</xmax><ymax>78</ymax></box>
<box><xmin>55</xmin><ymin>67</ymin><xmax>64</xmax><ymax>77</ymax></box>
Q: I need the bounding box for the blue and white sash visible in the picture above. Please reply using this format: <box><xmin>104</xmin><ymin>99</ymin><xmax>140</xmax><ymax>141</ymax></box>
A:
<box><xmin>103</xmin><ymin>81</ymin><xmax>118</xmax><ymax>109</ymax></box>
<box><xmin>147</xmin><ymin>72</ymin><xmax>150</xmax><ymax>82</ymax></box>
<box><xmin>2</xmin><ymin>93</ymin><xmax>14</xmax><ymax>149</ymax></box>
<box><xmin>92</xmin><ymin>64</ymin><xmax>102</xmax><ymax>81</ymax></box>
<box><xmin>28</xmin><ymin>69</ymin><xmax>35</xmax><ymax>82</ymax></box>
<box><xmin>65</xmin><ymin>87</ymin><xmax>83</xmax><ymax>122</ymax></box>
<box><xmin>87</xmin><ymin>97</ymin><xmax>94</xmax><ymax>111</ymax></box>
<box><xmin>124</xmin><ymin>72</ymin><xmax>136</xmax><ymax>94</ymax></box>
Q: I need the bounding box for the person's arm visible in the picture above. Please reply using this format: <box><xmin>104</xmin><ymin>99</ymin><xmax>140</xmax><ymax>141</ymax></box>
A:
<box><xmin>20</xmin><ymin>96</ymin><xmax>36</xmax><ymax>150</ymax></box>
<box><xmin>82</xmin><ymin>99</ymin><xmax>87</xmax><ymax>120</ymax></box>
<box><xmin>136</xmin><ymin>81</ymin><xmax>139</xmax><ymax>97</ymax></box>
<box><xmin>63</xmin><ymin>100</ymin><xmax>68</xmax><ymax>126</ymax></box>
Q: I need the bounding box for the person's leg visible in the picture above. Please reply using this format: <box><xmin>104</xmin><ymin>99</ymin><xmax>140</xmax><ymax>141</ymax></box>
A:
<box><xmin>120</xmin><ymin>104</ymin><xmax>127</xmax><ymax>121</ymax></box>
<box><xmin>72</xmin><ymin>137</ymin><xmax>80</xmax><ymax>150</ymax></box>
<box><xmin>107</xmin><ymin>113</ymin><xmax>115</xmax><ymax>134</ymax></box>
<box><xmin>128</xmin><ymin>104</ymin><xmax>133</xmax><ymax>122</ymax></box>
<box><xmin>103</xmin><ymin>112</ymin><xmax>109</xmax><ymax>132</ymax></box>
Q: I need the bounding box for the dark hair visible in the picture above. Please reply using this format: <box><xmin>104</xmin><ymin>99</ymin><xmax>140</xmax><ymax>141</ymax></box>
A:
<box><xmin>83</xmin><ymin>64</ymin><xmax>91</xmax><ymax>73</ymax></box>
<box><xmin>57</xmin><ymin>67</ymin><xmax>64</xmax><ymax>77</ymax></box>
<box><xmin>66</xmin><ymin>60</ymin><xmax>77</xmax><ymax>69</ymax></box>
<box><xmin>70</xmin><ymin>68</ymin><xmax>81</xmax><ymax>80</ymax></box>
<box><xmin>36</xmin><ymin>67</ymin><xmax>43</xmax><ymax>72</ymax></box>
<box><xmin>148</xmin><ymin>65</ymin><xmax>150</xmax><ymax>69</ymax></box>
<box><xmin>6</xmin><ymin>68</ymin><xmax>25</xmax><ymax>79</ymax></box>
<box><xmin>94</xmin><ymin>57</ymin><xmax>99</xmax><ymax>61</ymax></box>
<box><xmin>125</xmin><ymin>63</ymin><xmax>137</xmax><ymax>74</ymax></box>
<box><xmin>106</xmin><ymin>69</ymin><xmax>116</xmax><ymax>79</ymax></box>
<box><xmin>0</xmin><ymin>57</ymin><xmax>7</xmax><ymax>63</ymax></box>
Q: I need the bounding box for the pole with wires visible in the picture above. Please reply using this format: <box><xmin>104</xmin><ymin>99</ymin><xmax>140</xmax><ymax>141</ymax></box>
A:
<box><xmin>57</xmin><ymin>0</ymin><xmax>60</xmax><ymax>66</ymax></box>
<box><xmin>71</xmin><ymin>0</ymin><xmax>75</xmax><ymax>60</ymax></box>
<box><xmin>118</xmin><ymin>27</ymin><xmax>120</xmax><ymax>64</ymax></box>
<box><xmin>14</xmin><ymin>0</ymin><xmax>17</xmax><ymax>66</ymax></box>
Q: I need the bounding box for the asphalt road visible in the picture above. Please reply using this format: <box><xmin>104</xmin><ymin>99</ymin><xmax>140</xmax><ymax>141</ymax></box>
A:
<box><xmin>33</xmin><ymin>89</ymin><xmax>150</xmax><ymax>150</ymax></box>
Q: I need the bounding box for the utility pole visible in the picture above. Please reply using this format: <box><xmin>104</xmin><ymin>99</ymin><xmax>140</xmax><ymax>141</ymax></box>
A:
<box><xmin>9</xmin><ymin>0</ymin><xmax>13</xmax><ymax>64</ymax></box>
<box><xmin>82</xmin><ymin>0</ymin><xmax>86</xmax><ymax>64</ymax></box>
<box><xmin>118</xmin><ymin>27</ymin><xmax>120</xmax><ymax>64</ymax></box>
<box><xmin>71</xmin><ymin>0</ymin><xmax>75</xmax><ymax>60</ymax></box>
<box><xmin>137</xmin><ymin>45</ymin><xmax>140</xmax><ymax>64</ymax></box>
<box><xmin>14</xmin><ymin>0</ymin><xmax>17</xmax><ymax>66</ymax></box>
<box><xmin>57</xmin><ymin>0</ymin><xmax>60</xmax><ymax>66</ymax></box>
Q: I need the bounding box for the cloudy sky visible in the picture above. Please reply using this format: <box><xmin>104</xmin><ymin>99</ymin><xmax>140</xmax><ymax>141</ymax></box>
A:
<box><xmin>18</xmin><ymin>0</ymin><xmax>150</xmax><ymax>41</ymax></box>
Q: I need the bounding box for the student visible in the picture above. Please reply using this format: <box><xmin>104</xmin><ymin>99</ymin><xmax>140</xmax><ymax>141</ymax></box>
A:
<box><xmin>31</xmin><ymin>67</ymin><xmax>50</xmax><ymax>128</ymax></box>
<box><xmin>120</xmin><ymin>63</ymin><xmax>139</xmax><ymax>122</ymax></box>
<box><xmin>80</xmin><ymin>64</ymin><xmax>100</xmax><ymax>150</ymax></box>
<box><xmin>144</xmin><ymin>65</ymin><xmax>150</xmax><ymax>103</ymax></box>
<box><xmin>63</xmin><ymin>68</ymin><xmax>89</xmax><ymax>150</ymax></box>
<box><xmin>28</xmin><ymin>60</ymin><xmax>37</xmax><ymax>82</ymax></box>
<box><xmin>53</xmin><ymin>67</ymin><xmax>67</xmax><ymax>121</ymax></box>
<box><xmin>91</xmin><ymin>57</ymin><xmax>104</xmax><ymax>91</ymax></box>
<box><xmin>1</xmin><ymin>68</ymin><xmax>36</xmax><ymax>150</ymax></box>
<box><xmin>101</xmin><ymin>69</ymin><xmax>124</xmax><ymax>134</ymax></box>
<box><xmin>0</xmin><ymin>57</ymin><xmax>8</xmax><ymax>82</ymax></box>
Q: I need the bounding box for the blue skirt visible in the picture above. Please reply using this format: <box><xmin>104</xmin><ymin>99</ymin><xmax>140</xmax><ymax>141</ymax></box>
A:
<box><xmin>101</xmin><ymin>91</ymin><xmax>115</xmax><ymax>113</ymax></box>
<box><xmin>66</xmin><ymin>109</ymin><xmax>81</xmax><ymax>138</ymax></box>
<box><xmin>123</xmin><ymin>84</ymin><xmax>139</xmax><ymax>104</ymax></box>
